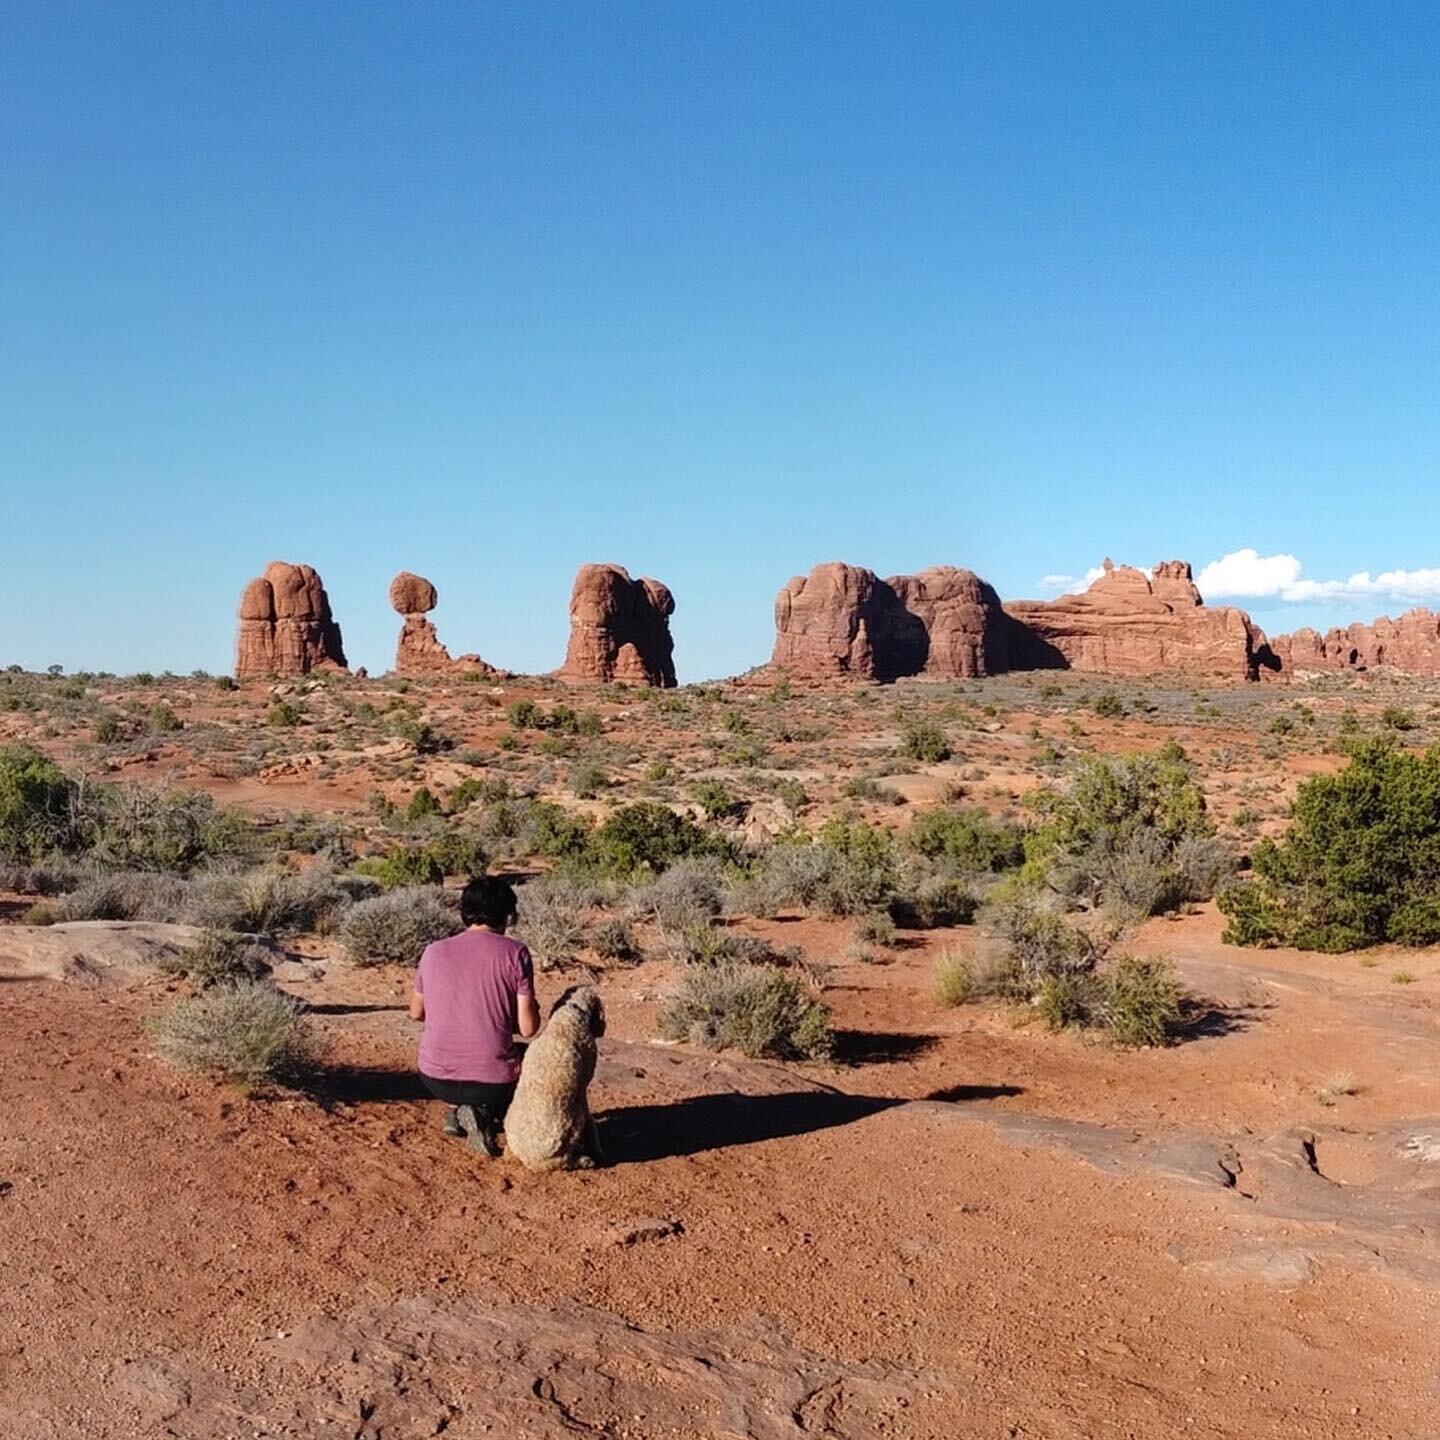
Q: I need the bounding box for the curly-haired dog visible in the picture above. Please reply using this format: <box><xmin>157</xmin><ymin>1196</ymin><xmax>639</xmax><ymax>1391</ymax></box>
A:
<box><xmin>504</xmin><ymin>985</ymin><xmax>606</xmax><ymax>1171</ymax></box>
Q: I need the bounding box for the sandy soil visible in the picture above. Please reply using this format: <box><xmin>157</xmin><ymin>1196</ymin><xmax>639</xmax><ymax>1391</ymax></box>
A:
<box><xmin>3</xmin><ymin>903</ymin><xmax>1438</xmax><ymax>1439</ymax></box>
<box><xmin>4</xmin><ymin>669</ymin><xmax>1440</xmax><ymax>1437</ymax></box>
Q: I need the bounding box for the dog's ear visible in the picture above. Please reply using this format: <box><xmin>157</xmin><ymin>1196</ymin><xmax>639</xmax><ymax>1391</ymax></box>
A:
<box><xmin>550</xmin><ymin>984</ymin><xmax>581</xmax><ymax>1018</ymax></box>
<box><xmin>588</xmin><ymin>992</ymin><xmax>607</xmax><ymax>1038</ymax></box>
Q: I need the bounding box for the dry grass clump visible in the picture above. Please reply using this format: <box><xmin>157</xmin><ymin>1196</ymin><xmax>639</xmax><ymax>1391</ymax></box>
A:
<box><xmin>339</xmin><ymin>887</ymin><xmax>456</xmax><ymax>967</ymax></box>
<box><xmin>147</xmin><ymin>979</ymin><xmax>318</xmax><ymax>1085</ymax></box>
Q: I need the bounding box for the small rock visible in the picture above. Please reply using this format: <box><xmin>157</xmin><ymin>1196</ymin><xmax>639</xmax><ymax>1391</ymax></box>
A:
<box><xmin>610</xmin><ymin>1217</ymin><xmax>684</xmax><ymax>1247</ymax></box>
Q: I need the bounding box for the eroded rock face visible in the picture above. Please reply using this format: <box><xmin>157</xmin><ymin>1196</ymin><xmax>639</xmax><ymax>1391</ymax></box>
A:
<box><xmin>1267</xmin><ymin>610</ymin><xmax>1440</xmax><ymax>676</ymax></box>
<box><xmin>389</xmin><ymin>571</ymin><xmax>498</xmax><ymax>677</ymax></box>
<box><xmin>772</xmin><ymin>562</ymin><xmax>1015</xmax><ymax>682</ymax></box>
<box><xmin>235</xmin><ymin>562</ymin><xmax>347</xmax><ymax>678</ymax></box>
<box><xmin>1004</xmin><ymin>559</ymin><xmax>1267</xmax><ymax>680</ymax></box>
<box><xmin>559</xmin><ymin>564</ymin><xmax>676</xmax><ymax>687</ymax></box>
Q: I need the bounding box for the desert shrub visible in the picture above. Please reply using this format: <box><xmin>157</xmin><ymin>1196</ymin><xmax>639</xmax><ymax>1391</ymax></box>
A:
<box><xmin>591</xmin><ymin>916</ymin><xmax>641</xmax><ymax>964</ymax></box>
<box><xmin>92</xmin><ymin>712</ymin><xmax>126</xmax><ymax>744</ymax></box>
<box><xmin>813</xmin><ymin>819</ymin><xmax>900</xmax><ymax>916</ymax></box>
<box><xmin>1026</xmin><ymin>747</ymin><xmax>1219</xmax><ymax>916</ymax></box>
<box><xmin>658</xmin><ymin>964</ymin><xmax>833</xmax><ymax>1060</ymax></box>
<box><xmin>86</xmin><ymin>781</ymin><xmax>255</xmax><ymax>873</ymax></box>
<box><xmin>572</xmin><ymin>760</ymin><xmax>608</xmax><ymax>799</ymax></box>
<box><xmin>507</xmin><ymin>699</ymin><xmax>544</xmax><ymax>729</ymax></box>
<box><xmin>149</xmin><ymin>702</ymin><xmax>183</xmax><ymax>733</ymax></box>
<box><xmin>407</xmin><ymin>786</ymin><xmax>442</xmax><ymax>821</ymax></box>
<box><xmin>0</xmin><ymin>745</ymin><xmax>81</xmax><ymax>859</ymax></box>
<box><xmin>855</xmin><ymin>911</ymin><xmax>896</xmax><ymax>947</ymax></box>
<box><xmin>985</xmin><ymin>886</ymin><xmax>1104</xmax><ymax>981</ymax></box>
<box><xmin>733</xmin><ymin>842</ymin><xmax>838</xmax><ymax>917</ymax></box>
<box><xmin>447</xmin><ymin>778</ymin><xmax>485</xmax><ymax>813</ymax></box>
<box><xmin>589</xmin><ymin>801</ymin><xmax>727</xmax><ymax>877</ymax></box>
<box><xmin>907</xmin><ymin>807</ymin><xmax>1024</xmax><ymax>873</ymax></box>
<box><xmin>628</xmin><ymin>855</ymin><xmax>727</xmax><ymax>932</ymax></box>
<box><xmin>32</xmin><ymin>870</ymin><xmax>186</xmax><ymax>924</ymax></box>
<box><xmin>184</xmin><ymin>865</ymin><xmax>352</xmax><ymax>936</ymax></box>
<box><xmin>160</xmin><ymin>929</ymin><xmax>275</xmax><ymax>987</ymax></box>
<box><xmin>515</xmin><ymin>873</ymin><xmax>594</xmax><ymax>969</ymax></box>
<box><xmin>890</xmin><ymin>872</ymin><xmax>979</xmax><ymax>928</ymax></box>
<box><xmin>356</xmin><ymin>846</ymin><xmax>445</xmax><ymax>890</ymax></box>
<box><xmin>268</xmin><ymin>700</ymin><xmax>303</xmax><ymax>727</ymax></box>
<box><xmin>1092</xmin><ymin>692</ymin><xmax>1125</xmax><ymax>718</ymax></box>
<box><xmin>1097</xmin><ymin>954</ymin><xmax>1183</xmax><ymax>1048</ymax></box>
<box><xmin>899</xmin><ymin>720</ymin><xmax>952</xmax><ymax>764</ymax></box>
<box><xmin>932</xmin><ymin>948</ymin><xmax>1020</xmax><ymax>1007</ymax></box>
<box><xmin>340</xmin><ymin>888</ymin><xmax>456</xmax><ymax>966</ymax></box>
<box><xmin>148</xmin><ymin>979</ymin><xmax>317</xmax><ymax>1084</ymax></box>
<box><xmin>1381</xmin><ymin>705</ymin><xmax>1417</xmax><ymax>732</ymax></box>
<box><xmin>1220</xmin><ymin>739</ymin><xmax>1440</xmax><ymax>950</ymax></box>
<box><xmin>690</xmin><ymin>778</ymin><xmax>746</xmax><ymax>821</ymax></box>
<box><xmin>523</xmin><ymin>801</ymin><xmax>595</xmax><ymax>861</ymax></box>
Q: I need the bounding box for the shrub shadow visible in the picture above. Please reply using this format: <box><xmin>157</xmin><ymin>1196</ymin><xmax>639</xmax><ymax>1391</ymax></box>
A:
<box><xmin>302</xmin><ymin>1066</ymin><xmax>431</xmax><ymax>1105</ymax></box>
<box><xmin>598</xmin><ymin>1090</ymin><xmax>901</xmax><ymax>1164</ymax></box>
<box><xmin>924</xmin><ymin>1083</ymin><xmax>1025</xmax><ymax>1102</ymax></box>
<box><xmin>1172</xmin><ymin>997</ymin><xmax>1263</xmax><ymax>1043</ymax></box>
<box><xmin>832</xmin><ymin>1030</ymin><xmax>940</xmax><ymax>1065</ymax></box>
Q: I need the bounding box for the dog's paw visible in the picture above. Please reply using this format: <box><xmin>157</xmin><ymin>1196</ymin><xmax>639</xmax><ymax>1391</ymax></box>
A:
<box><xmin>571</xmin><ymin>1153</ymin><xmax>597</xmax><ymax>1170</ymax></box>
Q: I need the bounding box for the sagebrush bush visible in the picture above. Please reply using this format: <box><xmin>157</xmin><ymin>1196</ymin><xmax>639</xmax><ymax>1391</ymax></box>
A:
<box><xmin>516</xmin><ymin>873</ymin><xmax>594</xmax><ymax>968</ymax></box>
<box><xmin>813</xmin><ymin>819</ymin><xmax>900</xmax><ymax>917</ymax></box>
<box><xmin>147</xmin><ymin>979</ymin><xmax>318</xmax><ymax>1084</ymax></box>
<box><xmin>0</xmin><ymin>745</ymin><xmax>82</xmax><ymax>859</ymax></box>
<box><xmin>628</xmin><ymin>856</ymin><xmax>727</xmax><ymax>932</ymax></box>
<box><xmin>160</xmin><ymin>929</ymin><xmax>275</xmax><ymax>987</ymax></box>
<box><xmin>1221</xmin><ymin>739</ymin><xmax>1440</xmax><ymax>950</ymax></box>
<box><xmin>985</xmin><ymin>887</ymin><xmax>1103</xmax><ymax>981</ymax></box>
<box><xmin>340</xmin><ymin>887</ymin><xmax>456</xmax><ymax>967</ymax></box>
<box><xmin>890</xmin><ymin>872</ymin><xmax>979</xmax><ymax>929</ymax></box>
<box><xmin>658</xmin><ymin>964</ymin><xmax>833</xmax><ymax>1060</ymax></box>
<box><xmin>590</xmin><ymin>916</ymin><xmax>641</xmax><ymax>964</ymax></box>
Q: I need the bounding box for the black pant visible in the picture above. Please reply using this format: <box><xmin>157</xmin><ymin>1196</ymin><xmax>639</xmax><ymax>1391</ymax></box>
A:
<box><xmin>420</xmin><ymin>1074</ymin><xmax>516</xmax><ymax>1124</ymax></box>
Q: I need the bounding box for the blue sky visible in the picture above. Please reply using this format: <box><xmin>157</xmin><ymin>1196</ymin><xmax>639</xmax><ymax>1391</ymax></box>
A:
<box><xmin>3</xmin><ymin>2</ymin><xmax>1440</xmax><ymax>679</ymax></box>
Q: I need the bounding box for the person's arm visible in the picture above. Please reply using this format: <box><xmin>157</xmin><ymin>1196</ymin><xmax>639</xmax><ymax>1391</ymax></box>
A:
<box><xmin>410</xmin><ymin>954</ymin><xmax>426</xmax><ymax>1021</ymax></box>
<box><xmin>515</xmin><ymin>945</ymin><xmax>541</xmax><ymax>1037</ymax></box>
<box><xmin>516</xmin><ymin>993</ymin><xmax>540</xmax><ymax>1038</ymax></box>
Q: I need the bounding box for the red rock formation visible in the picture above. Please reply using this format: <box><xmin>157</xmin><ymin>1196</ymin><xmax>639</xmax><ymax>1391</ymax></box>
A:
<box><xmin>389</xmin><ymin>571</ymin><xmax>499</xmax><ymax>678</ymax></box>
<box><xmin>771</xmin><ymin>563</ymin><xmax>1014</xmax><ymax>682</ymax></box>
<box><xmin>772</xmin><ymin>563</ymin><xmax>884</xmax><ymax>681</ymax></box>
<box><xmin>559</xmin><ymin>564</ymin><xmax>676</xmax><ymax>687</ymax></box>
<box><xmin>1266</xmin><ymin>609</ymin><xmax>1440</xmax><ymax>676</ymax></box>
<box><xmin>1004</xmin><ymin>559</ymin><xmax>1267</xmax><ymax>680</ymax></box>
<box><xmin>235</xmin><ymin>562</ymin><xmax>347</xmax><ymax>678</ymax></box>
<box><xmin>885</xmin><ymin>567</ymin><xmax>1015</xmax><ymax>679</ymax></box>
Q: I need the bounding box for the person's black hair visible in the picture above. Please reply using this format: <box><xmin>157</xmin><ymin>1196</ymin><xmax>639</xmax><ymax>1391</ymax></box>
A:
<box><xmin>460</xmin><ymin>875</ymin><xmax>518</xmax><ymax>930</ymax></box>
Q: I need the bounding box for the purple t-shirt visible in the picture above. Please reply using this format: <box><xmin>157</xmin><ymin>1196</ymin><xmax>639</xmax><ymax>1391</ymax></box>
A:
<box><xmin>415</xmin><ymin>929</ymin><xmax>535</xmax><ymax>1083</ymax></box>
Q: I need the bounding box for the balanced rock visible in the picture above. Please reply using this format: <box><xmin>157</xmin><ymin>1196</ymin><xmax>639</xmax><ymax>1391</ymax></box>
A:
<box><xmin>560</xmin><ymin>564</ymin><xmax>676</xmax><ymax>687</ymax></box>
<box><xmin>235</xmin><ymin>562</ymin><xmax>347</xmax><ymax>678</ymax></box>
<box><xmin>389</xmin><ymin>571</ymin><xmax>498</xmax><ymax>678</ymax></box>
<box><xmin>772</xmin><ymin>562</ymin><xmax>1013</xmax><ymax>682</ymax></box>
<box><xmin>1004</xmin><ymin>559</ymin><xmax>1267</xmax><ymax>680</ymax></box>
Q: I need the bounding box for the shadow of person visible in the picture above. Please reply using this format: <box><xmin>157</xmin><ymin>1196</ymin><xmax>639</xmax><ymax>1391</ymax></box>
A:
<box><xmin>301</xmin><ymin>1066</ymin><xmax>431</xmax><ymax>1105</ymax></box>
<box><xmin>597</xmin><ymin>1089</ymin><xmax>902</xmax><ymax>1165</ymax></box>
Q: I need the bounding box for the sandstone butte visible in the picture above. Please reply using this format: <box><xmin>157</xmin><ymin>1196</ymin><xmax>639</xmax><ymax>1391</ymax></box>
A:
<box><xmin>235</xmin><ymin>562</ymin><xmax>348</xmax><ymax>678</ymax></box>
<box><xmin>389</xmin><ymin>571</ymin><xmax>501</xmax><ymax>678</ymax></box>
<box><xmin>1263</xmin><ymin>609</ymin><xmax>1440</xmax><ymax>677</ymax></box>
<box><xmin>771</xmin><ymin>558</ymin><xmax>1271</xmax><ymax>683</ymax></box>
<box><xmin>559</xmin><ymin>563</ymin><xmax>677</xmax><ymax>687</ymax></box>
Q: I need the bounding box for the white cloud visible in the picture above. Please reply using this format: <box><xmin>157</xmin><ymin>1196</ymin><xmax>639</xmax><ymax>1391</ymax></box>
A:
<box><xmin>1037</xmin><ymin>566</ymin><xmax>1106</xmax><ymax>594</ymax></box>
<box><xmin>1198</xmin><ymin>549</ymin><xmax>1440</xmax><ymax>606</ymax></box>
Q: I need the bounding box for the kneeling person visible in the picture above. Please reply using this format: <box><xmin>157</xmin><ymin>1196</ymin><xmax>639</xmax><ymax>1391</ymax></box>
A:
<box><xmin>410</xmin><ymin>876</ymin><xmax>540</xmax><ymax>1156</ymax></box>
